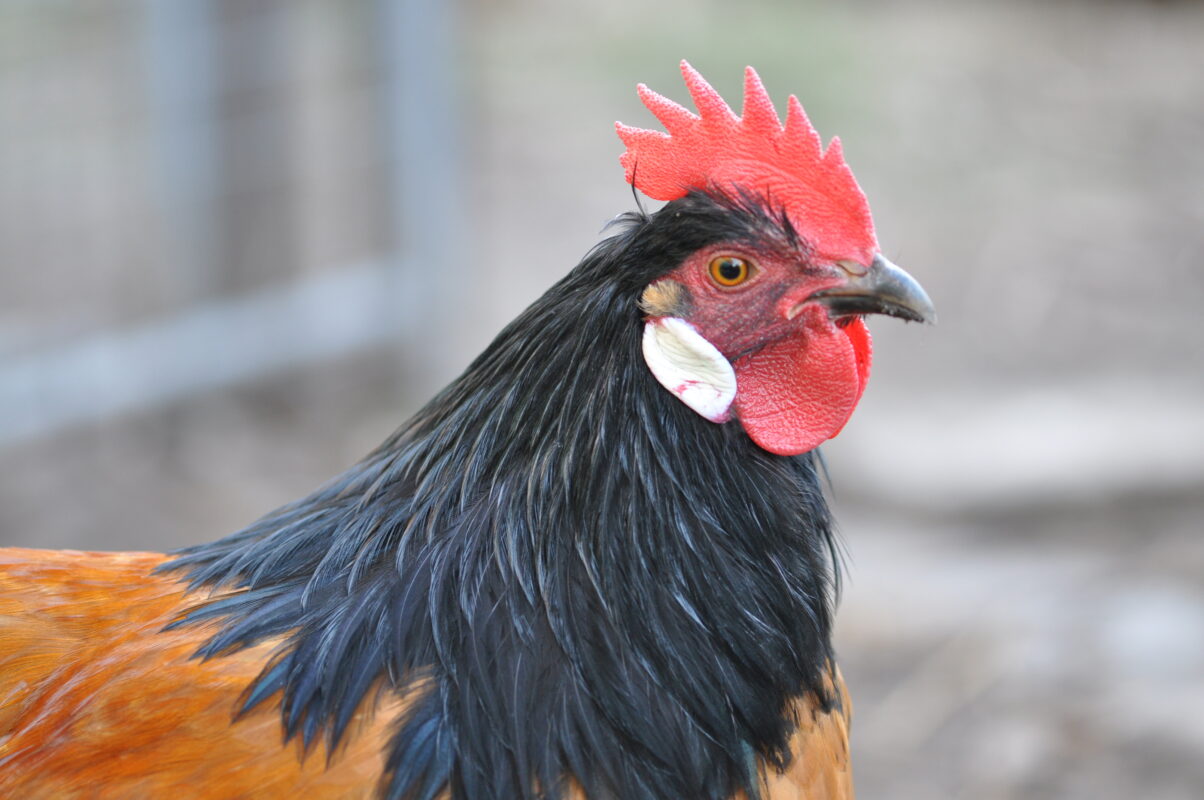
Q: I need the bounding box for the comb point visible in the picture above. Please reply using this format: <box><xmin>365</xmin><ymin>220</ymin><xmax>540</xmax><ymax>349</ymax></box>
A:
<box><xmin>638</xmin><ymin>83</ymin><xmax>698</xmax><ymax>136</ymax></box>
<box><xmin>824</xmin><ymin>135</ymin><xmax>844</xmax><ymax>163</ymax></box>
<box><xmin>680</xmin><ymin>60</ymin><xmax>737</xmax><ymax>124</ymax></box>
<box><xmin>741</xmin><ymin>66</ymin><xmax>781</xmax><ymax>136</ymax></box>
<box><xmin>784</xmin><ymin>95</ymin><xmax>823</xmax><ymax>157</ymax></box>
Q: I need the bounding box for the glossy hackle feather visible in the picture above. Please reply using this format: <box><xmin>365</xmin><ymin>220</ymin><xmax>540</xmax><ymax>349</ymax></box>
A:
<box><xmin>0</xmin><ymin>191</ymin><xmax>854</xmax><ymax>799</ymax></box>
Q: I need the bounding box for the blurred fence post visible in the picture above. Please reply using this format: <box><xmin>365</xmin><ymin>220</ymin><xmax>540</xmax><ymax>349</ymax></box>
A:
<box><xmin>0</xmin><ymin>1</ymin><xmax>467</xmax><ymax>447</ymax></box>
<box><xmin>377</xmin><ymin>0</ymin><xmax>467</xmax><ymax>393</ymax></box>
<box><xmin>145</xmin><ymin>0</ymin><xmax>218</xmax><ymax>302</ymax></box>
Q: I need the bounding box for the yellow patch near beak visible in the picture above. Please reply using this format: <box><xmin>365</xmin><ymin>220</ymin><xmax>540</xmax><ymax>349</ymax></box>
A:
<box><xmin>639</xmin><ymin>280</ymin><xmax>690</xmax><ymax>318</ymax></box>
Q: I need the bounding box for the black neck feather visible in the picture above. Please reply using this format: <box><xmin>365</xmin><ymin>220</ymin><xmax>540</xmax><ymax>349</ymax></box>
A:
<box><xmin>164</xmin><ymin>192</ymin><xmax>841</xmax><ymax>800</ymax></box>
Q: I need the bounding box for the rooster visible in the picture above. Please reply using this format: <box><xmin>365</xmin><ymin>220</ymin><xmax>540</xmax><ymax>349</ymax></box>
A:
<box><xmin>0</xmin><ymin>63</ymin><xmax>933</xmax><ymax>800</ymax></box>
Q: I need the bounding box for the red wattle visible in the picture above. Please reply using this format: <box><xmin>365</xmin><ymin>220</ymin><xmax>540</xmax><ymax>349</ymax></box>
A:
<box><xmin>830</xmin><ymin>316</ymin><xmax>872</xmax><ymax>439</ymax></box>
<box><xmin>731</xmin><ymin>313</ymin><xmax>872</xmax><ymax>456</ymax></box>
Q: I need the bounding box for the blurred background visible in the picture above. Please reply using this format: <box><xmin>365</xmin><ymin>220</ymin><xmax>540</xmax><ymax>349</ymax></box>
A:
<box><xmin>1</xmin><ymin>0</ymin><xmax>1201</xmax><ymax>797</ymax></box>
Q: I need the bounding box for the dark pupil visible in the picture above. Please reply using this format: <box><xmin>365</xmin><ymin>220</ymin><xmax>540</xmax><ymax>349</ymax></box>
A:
<box><xmin>718</xmin><ymin>259</ymin><xmax>743</xmax><ymax>281</ymax></box>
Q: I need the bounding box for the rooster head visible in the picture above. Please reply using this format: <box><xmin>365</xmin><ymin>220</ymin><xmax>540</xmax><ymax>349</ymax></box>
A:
<box><xmin>618</xmin><ymin>62</ymin><xmax>934</xmax><ymax>456</ymax></box>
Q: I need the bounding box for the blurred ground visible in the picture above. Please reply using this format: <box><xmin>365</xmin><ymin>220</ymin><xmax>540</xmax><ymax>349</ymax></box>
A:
<box><xmin>2</xmin><ymin>1</ymin><xmax>1202</xmax><ymax>798</ymax></box>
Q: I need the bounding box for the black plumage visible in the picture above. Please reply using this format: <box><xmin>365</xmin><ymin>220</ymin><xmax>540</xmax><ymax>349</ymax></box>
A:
<box><xmin>163</xmin><ymin>189</ymin><xmax>843</xmax><ymax>800</ymax></box>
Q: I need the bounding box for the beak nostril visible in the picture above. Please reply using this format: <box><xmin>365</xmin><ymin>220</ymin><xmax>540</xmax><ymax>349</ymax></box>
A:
<box><xmin>835</xmin><ymin>259</ymin><xmax>869</xmax><ymax>278</ymax></box>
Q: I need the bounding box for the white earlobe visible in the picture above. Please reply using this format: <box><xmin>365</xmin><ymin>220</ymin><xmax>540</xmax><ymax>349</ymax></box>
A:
<box><xmin>642</xmin><ymin>317</ymin><xmax>736</xmax><ymax>423</ymax></box>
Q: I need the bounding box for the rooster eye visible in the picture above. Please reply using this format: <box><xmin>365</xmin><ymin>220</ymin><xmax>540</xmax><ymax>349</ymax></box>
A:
<box><xmin>708</xmin><ymin>256</ymin><xmax>754</xmax><ymax>288</ymax></box>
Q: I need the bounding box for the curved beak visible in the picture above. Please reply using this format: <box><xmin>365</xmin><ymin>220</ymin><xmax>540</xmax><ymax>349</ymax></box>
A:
<box><xmin>813</xmin><ymin>254</ymin><xmax>936</xmax><ymax>324</ymax></box>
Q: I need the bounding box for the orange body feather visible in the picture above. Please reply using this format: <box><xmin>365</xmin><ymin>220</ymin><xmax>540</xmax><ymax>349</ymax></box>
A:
<box><xmin>0</xmin><ymin>549</ymin><xmax>851</xmax><ymax>798</ymax></box>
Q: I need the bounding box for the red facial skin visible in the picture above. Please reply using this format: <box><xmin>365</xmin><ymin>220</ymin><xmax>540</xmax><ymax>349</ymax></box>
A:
<box><xmin>659</xmin><ymin>242</ymin><xmax>873</xmax><ymax>456</ymax></box>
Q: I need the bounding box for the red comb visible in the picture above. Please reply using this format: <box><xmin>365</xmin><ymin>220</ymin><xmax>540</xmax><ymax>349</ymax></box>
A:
<box><xmin>616</xmin><ymin>61</ymin><xmax>878</xmax><ymax>264</ymax></box>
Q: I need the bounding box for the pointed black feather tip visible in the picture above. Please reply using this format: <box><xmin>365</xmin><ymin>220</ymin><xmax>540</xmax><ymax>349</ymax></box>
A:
<box><xmin>383</xmin><ymin>691</ymin><xmax>454</xmax><ymax>800</ymax></box>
